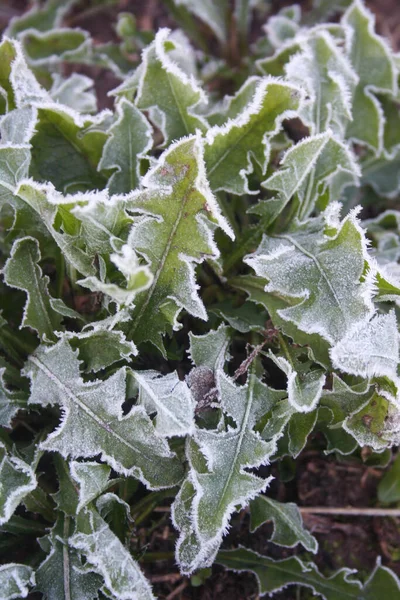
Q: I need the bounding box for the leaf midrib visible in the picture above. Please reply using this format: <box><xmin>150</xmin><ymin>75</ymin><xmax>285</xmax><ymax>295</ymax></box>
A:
<box><xmin>29</xmin><ymin>355</ymin><xmax>158</xmax><ymax>462</ymax></box>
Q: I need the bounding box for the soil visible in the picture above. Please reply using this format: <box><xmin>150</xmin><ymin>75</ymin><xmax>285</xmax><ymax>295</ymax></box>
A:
<box><xmin>1</xmin><ymin>1</ymin><xmax>400</xmax><ymax>599</ymax></box>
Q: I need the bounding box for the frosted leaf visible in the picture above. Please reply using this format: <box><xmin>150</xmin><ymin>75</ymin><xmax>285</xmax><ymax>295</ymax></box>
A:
<box><xmin>343</xmin><ymin>0</ymin><xmax>398</xmax><ymax>153</ymax></box>
<box><xmin>0</xmin><ymin>563</ymin><xmax>35</xmax><ymax>600</ymax></box>
<box><xmin>71</xmin><ymin>504</ymin><xmax>155</xmax><ymax>600</ymax></box>
<box><xmin>268</xmin><ymin>349</ymin><xmax>325</xmax><ymax>413</ymax></box>
<box><xmin>173</xmin><ymin>370</ymin><xmax>281</xmax><ymax>574</ymax></box>
<box><xmin>188</xmin><ymin>324</ymin><xmax>231</xmax><ymax>371</ymax></box>
<box><xmin>2</xmin><ymin>236</ymin><xmax>63</xmax><ymax>341</ymax></box>
<box><xmin>64</xmin><ymin>329</ymin><xmax>138</xmax><ymax>373</ymax></box>
<box><xmin>70</xmin><ymin>461</ymin><xmax>111</xmax><ymax>513</ymax></box>
<box><xmin>330</xmin><ymin>311</ymin><xmax>399</xmax><ymax>380</ymax></box>
<box><xmin>135</xmin><ymin>29</ymin><xmax>208</xmax><ymax>144</ymax></box>
<box><xmin>133</xmin><ymin>370</ymin><xmax>195</xmax><ymax>437</ymax></box>
<box><xmin>204</xmin><ymin>78</ymin><xmax>303</xmax><ymax>195</ymax></box>
<box><xmin>50</xmin><ymin>73</ymin><xmax>97</xmax><ymax>114</ymax></box>
<box><xmin>245</xmin><ymin>210</ymin><xmax>374</xmax><ymax>344</ymax></box>
<box><xmin>0</xmin><ymin>366</ymin><xmax>28</xmax><ymax>427</ymax></box>
<box><xmin>260</xmin><ymin>132</ymin><xmax>360</xmax><ymax>223</ymax></box>
<box><xmin>0</xmin><ymin>441</ymin><xmax>37</xmax><ymax>526</ymax></box>
<box><xmin>123</xmin><ymin>133</ymin><xmax>233</xmax><ymax>353</ymax></box>
<box><xmin>98</xmin><ymin>98</ymin><xmax>153</xmax><ymax>195</ymax></box>
<box><xmin>285</xmin><ymin>30</ymin><xmax>357</xmax><ymax>136</ymax></box>
<box><xmin>250</xmin><ymin>495</ymin><xmax>318</xmax><ymax>552</ymax></box>
<box><xmin>36</xmin><ymin>513</ymin><xmax>102</xmax><ymax>600</ymax></box>
<box><xmin>25</xmin><ymin>338</ymin><xmax>184</xmax><ymax>489</ymax></box>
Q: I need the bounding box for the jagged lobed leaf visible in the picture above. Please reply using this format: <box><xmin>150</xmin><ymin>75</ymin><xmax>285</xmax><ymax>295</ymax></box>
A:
<box><xmin>0</xmin><ymin>441</ymin><xmax>37</xmax><ymax>526</ymax></box>
<box><xmin>173</xmin><ymin>367</ymin><xmax>285</xmax><ymax>574</ymax></box>
<box><xmin>217</xmin><ymin>549</ymin><xmax>400</xmax><ymax>599</ymax></box>
<box><xmin>249</xmin><ymin>494</ymin><xmax>318</xmax><ymax>552</ymax></box>
<box><xmin>25</xmin><ymin>338</ymin><xmax>184</xmax><ymax>489</ymax></box>
<box><xmin>0</xmin><ymin>563</ymin><xmax>35</xmax><ymax>599</ymax></box>
<box><xmin>122</xmin><ymin>133</ymin><xmax>233</xmax><ymax>353</ymax></box>
<box><xmin>204</xmin><ymin>78</ymin><xmax>303</xmax><ymax>195</ymax></box>
<box><xmin>245</xmin><ymin>207</ymin><xmax>373</xmax><ymax>345</ymax></box>
<box><xmin>134</xmin><ymin>28</ymin><xmax>208</xmax><ymax>145</ymax></box>
<box><xmin>2</xmin><ymin>236</ymin><xmax>62</xmax><ymax>341</ymax></box>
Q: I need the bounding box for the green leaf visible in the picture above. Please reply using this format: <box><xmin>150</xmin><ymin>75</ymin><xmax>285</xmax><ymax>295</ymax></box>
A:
<box><xmin>36</xmin><ymin>513</ymin><xmax>102</xmax><ymax>600</ymax></box>
<box><xmin>343</xmin><ymin>0</ymin><xmax>397</xmax><ymax>153</ymax></box>
<box><xmin>29</xmin><ymin>103</ymin><xmax>109</xmax><ymax>194</ymax></box>
<box><xmin>216</xmin><ymin>549</ymin><xmax>400</xmax><ymax>599</ymax></box>
<box><xmin>0</xmin><ymin>366</ymin><xmax>28</xmax><ymax>428</ymax></box>
<box><xmin>229</xmin><ymin>275</ymin><xmax>331</xmax><ymax>367</ymax></box>
<box><xmin>71</xmin><ymin>503</ymin><xmax>155</xmax><ymax>600</ymax></box>
<box><xmin>204</xmin><ymin>78</ymin><xmax>303</xmax><ymax>195</ymax></box>
<box><xmin>245</xmin><ymin>208</ymin><xmax>373</xmax><ymax>345</ymax></box>
<box><xmin>285</xmin><ymin>30</ymin><xmax>357</xmax><ymax>136</ymax></box>
<box><xmin>188</xmin><ymin>324</ymin><xmax>231</xmax><ymax>370</ymax></box>
<box><xmin>260</xmin><ymin>132</ymin><xmax>360</xmax><ymax>222</ymax></box>
<box><xmin>66</xmin><ymin>329</ymin><xmax>137</xmax><ymax>373</ymax></box>
<box><xmin>15</xmin><ymin>181</ymin><xmax>97</xmax><ymax>277</ymax></box>
<box><xmin>98</xmin><ymin>98</ymin><xmax>153</xmax><ymax>194</ymax></box>
<box><xmin>171</xmin><ymin>0</ymin><xmax>229</xmax><ymax>43</ymax></box>
<box><xmin>249</xmin><ymin>494</ymin><xmax>318</xmax><ymax>552</ymax></box>
<box><xmin>70</xmin><ymin>461</ymin><xmax>112</xmax><ymax>513</ymax></box>
<box><xmin>2</xmin><ymin>236</ymin><xmax>62</xmax><ymax>341</ymax></box>
<box><xmin>5</xmin><ymin>0</ymin><xmax>76</xmax><ymax>37</ymax></box>
<box><xmin>268</xmin><ymin>346</ymin><xmax>325</xmax><ymax>413</ymax></box>
<box><xmin>378</xmin><ymin>453</ymin><xmax>400</xmax><ymax>504</ymax></box>
<box><xmin>133</xmin><ymin>369</ymin><xmax>195</xmax><ymax>437</ymax></box>
<box><xmin>0</xmin><ymin>441</ymin><xmax>37</xmax><ymax>526</ymax></box>
<box><xmin>135</xmin><ymin>29</ymin><xmax>208</xmax><ymax>145</ymax></box>
<box><xmin>123</xmin><ymin>133</ymin><xmax>233</xmax><ymax>353</ymax></box>
<box><xmin>25</xmin><ymin>338</ymin><xmax>184</xmax><ymax>489</ymax></box>
<box><xmin>0</xmin><ymin>563</ymin><xmax>35</xmax><ymax>599</ymax></box>
<box><xmin>173</xmin><ymin>369</ymin><xmax>281</xmax><ymax>574</ymax></box>
<box><xmin>50</xmin><ymin>73</ymin><xmax>97</xmax><ymax>114</ymax></box>
<box><xmin>330</xmin><ymin>311</ymin><xmax>399</xmax><ymax>380</ymax></box>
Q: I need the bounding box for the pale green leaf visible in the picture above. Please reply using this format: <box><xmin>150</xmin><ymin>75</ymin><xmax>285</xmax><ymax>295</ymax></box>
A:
<box><xmin>70</xmin><ymin>461</ymin><xmax>112</xmax><ymax>513</ymax></box>
<box><xmin>2</xmin><ymin>236</ymin><xmax>62</xmax><ymax>341</ymax></box>
<box><xmin>98</xmin><ymin>98</ymin><xmax>153</xmax><ymax>194</ymax></box>
<box><xmin>343</xmin><ymin>0</ymin><xmax>398</xmax><ymax>153</ymax></box>
<box><xmin>188</xmin><ymin>324</ymin><xmax>231</xmax><ymax>370</ymax></box>
<box><xmin>0</xmin><ymin>441</ymin><xmax>37</xmax><ymax>526</ymax></box>
<box><xmin>123</xmin><ymin>133</ymin><xmax>233</xmax><ymax>353</ymax></box>
<box><xmin>173</xmin><ymin>369</ymin><xmax>280</xmax><ymax>573</ymax></box>
<box><xmin>36</xmin><ymin>513</ymin><xmax>102</xmax><ymax>600</ymax></box>
<box><xmin>204</xmin><ymin>78</ymin><xmax>303</xmax><ymax>194</ymax></box>
<box><xmin>0</xmin><ymin>563</ymin><xmax>35</xmax><ymax>600</ymax></box>
<box><xmin>250</xmin><ymin>495</ymin><xmax>318</xmax><ymax>552</ymax></box>
<box><xmin>172</xmin><ymin>0</ymin><xmax>229</xmax><ymax>43</ymax></box>
<box><xmin>245</xmin><ymin>208</ymin><xmax>373</xmax><ymax>344</ymax></box>
<box><xmin>71</xmin><ymin>504</ymin><xmax>155</xmax><ymax>600</ymax></box>
<box><xmin>135</xmin><ymin>29</ymin><xmax>208</xmax><ymax>144</ymax></box>
<box><xmin>50</xmin><ymin>73</ymin><xmax>97</xmax><ymax>114</ymax></box>
<box><xmin>260</xmin><ymin>132</ymin><xmax>360</xmax><ymax>223</ymax></box>
<box><xmin>25</xmin><ymin>338</ymin><xmax>184</xmax><ymax>489</ymax></box>
<box><xmin>133</xmin><ymin>369</ymin><xmax>195</xmax><ymax>437</ymax></box>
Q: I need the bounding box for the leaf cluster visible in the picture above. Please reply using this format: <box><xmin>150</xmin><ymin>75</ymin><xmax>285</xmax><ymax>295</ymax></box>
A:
<box><xmin>1</xmin><ymin>0</ymin><xmax>400</xmax><ymax>598</ymax></box>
